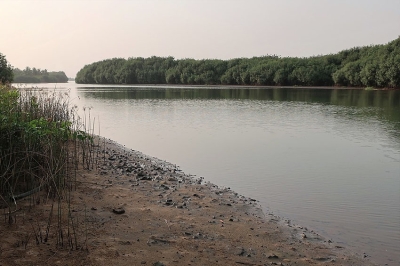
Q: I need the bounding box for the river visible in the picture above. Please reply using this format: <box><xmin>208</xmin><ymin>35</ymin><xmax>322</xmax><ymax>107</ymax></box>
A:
<box><xmin>19</xmin><ymin>82</ymin><xmax>400</xmax><ymax>265</ymax></box>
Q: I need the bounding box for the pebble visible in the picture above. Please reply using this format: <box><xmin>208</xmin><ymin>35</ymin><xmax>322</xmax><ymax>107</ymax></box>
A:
<box><xmin>112</xmin><ymin>208</ymin><xmax>125</xmax><ymax>214</ymax></box>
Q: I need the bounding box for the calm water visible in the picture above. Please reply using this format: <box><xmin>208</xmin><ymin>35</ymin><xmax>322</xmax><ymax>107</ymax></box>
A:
<box><xmin>22</xmin><ymin>82</ymin><xmax>400</xmax><ymax>265</ymax></box>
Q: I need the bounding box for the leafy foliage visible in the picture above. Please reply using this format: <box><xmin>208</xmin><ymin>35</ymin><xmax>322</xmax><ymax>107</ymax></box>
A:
<box><xmin>0</xmin><ymin>85</ymin><xmax>91</xmax><ymax>208</ymax></box>
<box><xmin>0</xmin><ymin>53</ymin><xmax>14</xmax><ymax>84</ymax></box>
<box><xmin>13</xmin><ymin>67</ymin><xmax>68</xmax><ymax>83</ymax></box>
<box><xmin>76</xmin><ymin>37</ymin><xmax>400</xmax><ymax>88</ymax></box>
<box><xmin>1</xmin><ymin>85</ymin><xmax>99</xmax><ymax>248</ymax></box>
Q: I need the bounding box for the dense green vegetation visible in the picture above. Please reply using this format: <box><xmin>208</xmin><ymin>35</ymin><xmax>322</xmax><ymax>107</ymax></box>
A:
<box><xmin>0</xmin><ymin>84</ymin><xmax>96</xmax><ymax>247</ymax></box>
<box><xmin>1</xmin><ymin>53</ymin><xmax>94</xmax><ymax>246</ymax></box>
<box><xmin>76</xmin><ymin>37</ymin><xmax>400</xmax><ymax>88</ymax></box>
<box><xmin>1</xmin><ymin>86</ymin><xmax>71</xmax><ymax>200</ymax></box>
<box><xmin>0</xmin><ymin>53</ymin><xmax>68</xmax><ymax>84</ymax></box>
<box><xmin>0</xmin><ymin>53</ymin><xmax>14</xmax><ymax>84</ymax></box>
<box><xmin>13</xmin><ymin>67</ymin><xmax>68</xmax><ymax>83</ymax></box>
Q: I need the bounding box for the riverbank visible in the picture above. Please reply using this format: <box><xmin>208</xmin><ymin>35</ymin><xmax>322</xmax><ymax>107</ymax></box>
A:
<box><xmin>0</xmin><ymin>137</ymin><xmax>375</xmax><ymax>266</ymax></box>
<box><xmin>69</xmin><ymin>81</ymin><xmax>399</xmax><ymax>90</ymax></box>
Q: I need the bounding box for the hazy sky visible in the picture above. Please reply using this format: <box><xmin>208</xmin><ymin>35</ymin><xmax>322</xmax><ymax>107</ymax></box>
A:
<box><xmin>1</xmin><ymin>0</ymin><xmax>399</xmax><ymax>77</ymax></box>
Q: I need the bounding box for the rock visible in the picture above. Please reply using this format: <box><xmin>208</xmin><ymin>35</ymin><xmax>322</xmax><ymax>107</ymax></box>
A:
<box><xmin>138</xmin><ymin>175</ymin><xmax>152</xmax><ymax>181</ymax></box>
<box><xmin>160</xmin><ymin>184</ymin><xmax>169</xmax><ymax>190</ymax></box>
<box><xmin>119</xmin><ymin>240</ymin><xmax>132</xmax><ymax>245</ymax></box>
<box><xmin>112</xmin><ymin>208</ymin><xmax>125</xmax><ymax>214</ymax></box>
<box><xmin>235</xmin><ymin>247</ymin><xmax>246</xmax><ymax>256</ymax></box>
<box><xmin>314</xmin><ymin>257</ymin><xmax>332</xmax><ymax>262</ymax></box>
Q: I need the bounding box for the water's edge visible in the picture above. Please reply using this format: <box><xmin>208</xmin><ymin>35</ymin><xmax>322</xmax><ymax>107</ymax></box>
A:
<box><xmin>102</xmin><ymin>135</ymin><xmax>375</xmax><ymax>264</ymax></box>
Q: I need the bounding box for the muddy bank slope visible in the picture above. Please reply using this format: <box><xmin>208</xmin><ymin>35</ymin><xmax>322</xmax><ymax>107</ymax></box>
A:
<box><xmin>0</xmin><ymin>138</ymin><xmax>374</xmax><ymax>266</ymax></box>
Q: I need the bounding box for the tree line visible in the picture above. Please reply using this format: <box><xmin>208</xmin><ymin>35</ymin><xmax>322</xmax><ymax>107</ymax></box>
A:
<box><xmin>0</xmin><ymin>53</ymin><xmax>69</xmax><ymax>84</ymax></box>
<box><xmin>13</xmin><ymin>67</ymin><xmax>68</xmax><ymax>83</ymax></box>
<box><xmin>75</xmin><ymin>37</ymin><xmax>399</xmax><ymax>88</ymax></box>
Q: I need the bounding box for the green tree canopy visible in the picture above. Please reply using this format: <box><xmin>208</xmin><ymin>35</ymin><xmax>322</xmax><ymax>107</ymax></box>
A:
<box><xmin>0</xmin><ymin>53</ymin><xmax>14</xmax><ymax>84</ymax></box>
<box><xmin>76</xmin><ymin>37</ymin><xmax>400</xmax><ymax>89</ymax></box>
<box><xmin>13</xmin><ymin>67</ymin><xmax>68</xmax><ymax>83</ymax></box>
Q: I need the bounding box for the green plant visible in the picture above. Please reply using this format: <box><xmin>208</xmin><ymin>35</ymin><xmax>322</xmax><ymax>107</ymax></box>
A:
<box><xmin>0</xmin><ymin>53</ymin><xmax>14</xmax><ymax>84</ymax></box>
<box><xmin>0</xmin><ymin>85</ymin><xmax>97</xmax><ymax>249</ymax></box>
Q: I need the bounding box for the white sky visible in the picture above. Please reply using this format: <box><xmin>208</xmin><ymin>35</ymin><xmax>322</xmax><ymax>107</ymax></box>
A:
<box><xmin>1</xmin><ymin>0</ymin><xmax>399</xmax><ymax>78</ymax></box>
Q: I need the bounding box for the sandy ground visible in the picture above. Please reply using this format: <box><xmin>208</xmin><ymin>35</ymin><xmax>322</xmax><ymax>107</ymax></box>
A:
<box><xmin>0</xmin><ymin>138</ymin><xmax>375</xmax><ymax>266</ymax></box>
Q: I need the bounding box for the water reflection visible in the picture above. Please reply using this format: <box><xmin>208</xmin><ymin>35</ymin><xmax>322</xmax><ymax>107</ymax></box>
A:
<box><xmin>78</xmin><ymin>87</ymin><xmax>400</xmax><ymax>134</ymax></box>
<box><xmin>78</xmin><ymin>87</ymin><xmax>399</xmax><ymax>106</ymax></box>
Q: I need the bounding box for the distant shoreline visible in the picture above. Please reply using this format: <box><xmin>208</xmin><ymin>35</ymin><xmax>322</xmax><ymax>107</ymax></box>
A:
<box><xmin>13</xmin><ymin>81</ymin><xmax>69</xmax><ymax>84</ymax></box>
<box><xmin>71</xmin><ymin>82</ymin><xmax>398</xmax><ymax>91</ymax></box>
<box><xmin>75</xmin><ymin>38</ymin><xmax>399</xmax><ymax>90</ymax></box>
<box><xmin>12</xmin><ymin>80</ymin><xmax>398</xmax><ymax>90</ymax></box>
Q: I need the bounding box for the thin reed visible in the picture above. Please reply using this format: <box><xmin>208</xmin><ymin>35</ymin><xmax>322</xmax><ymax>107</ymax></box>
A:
<box><xmin>0</xmin><ymin>84</ymin><xmax>95</xmax><ymax>249</ymax></box>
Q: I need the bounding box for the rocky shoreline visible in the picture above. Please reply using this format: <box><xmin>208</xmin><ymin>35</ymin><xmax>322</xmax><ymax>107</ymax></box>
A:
<box><xmin>0</xmin><ymin>137</ymin><xmax>375</xmax><ymax>265</ymax></box>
